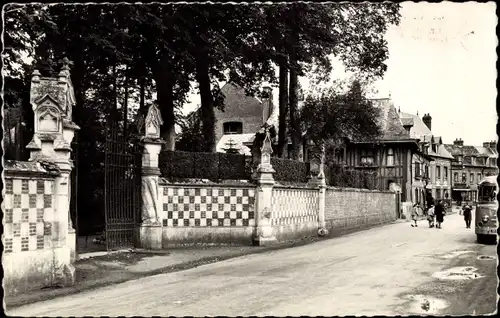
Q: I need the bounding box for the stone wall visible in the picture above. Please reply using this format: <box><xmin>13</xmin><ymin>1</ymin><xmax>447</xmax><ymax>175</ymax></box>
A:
<box><xmin>160</xmin><ymin>183</ymin><xmax>256</xmax><ymax>246</ymax></box>
<box><xmin>324</xmin><ymin>187</ymin><xmax>397</xmax><ymax>234</ymax></box>
<box><xmin>270</xmin><ymin>186</ymin><xmax>319</xmax><ymax>240</ymax></box>
<box><xmin>2</xmin><ymin>162</ymin><xmax>74</xmax><ymax>295</ymax></box>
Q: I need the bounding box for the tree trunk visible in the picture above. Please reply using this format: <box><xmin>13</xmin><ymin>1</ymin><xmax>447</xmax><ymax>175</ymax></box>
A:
<box><xmin>122</xmin><ymin>68</ymin><xmax>129</xmax><ymax>136</ymax></box>
<box><xmin>289</xmin><ymin>51</ymin><xmax>301</xmax><ymax>161</ymax></box>
<box><xmin>153</xmin><ymin>66</ymin><xmax>176</xmax><ymax>151</ymax></box>
<box><xmin>195</xmin><ymin>49</ymin><xmax>216</xmax><ymax>153</ymax></box>
<box><xmin>139</xmin><ymin>75</ymin><xmax>146</xmax><ymax>112</ymax></box>
<box><xmin>111</xmin><ymin>63</ymin><xmax>119</xmax><ymax>126</ymax></box>
<box><xmin>277</xmin><ymin>60</ymin><xmax>289</xmax><ymax>158</ymax></box>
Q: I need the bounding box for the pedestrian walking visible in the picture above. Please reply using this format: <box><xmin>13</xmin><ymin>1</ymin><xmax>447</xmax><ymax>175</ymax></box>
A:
<box><xmin>411</xmin><ymin>203</ymin><xmax>420</xmax><ymax>227</ymax></box>
<box><xmin>435</xmin><ymin>200</ymin><xmax>445</xmax><ymax>229</ymax></box>
<box><xmin>427</xmin><ymin>204</ymin><xmax>435</xmax><ymax>228</ymax></box>
<box><xmin>463</xmin><ymin>202</ymin><xmax>473</xmax><ymax>228</ymax></box>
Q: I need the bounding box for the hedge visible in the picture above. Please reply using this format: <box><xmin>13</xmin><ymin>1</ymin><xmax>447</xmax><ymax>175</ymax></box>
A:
<box><xmin>159</xmin><ymin>150</ymin><xmax>251</xmax><ymax>180</ymax></box>
<box><xmin>326</xmin><ymin>165</ymin><xmax>379</xmax><ymax>190</ymax></box>
<box><xmin>271</xmin><ymin>157</ymin><xmax>310</xmax><ymax>183</ymax></box>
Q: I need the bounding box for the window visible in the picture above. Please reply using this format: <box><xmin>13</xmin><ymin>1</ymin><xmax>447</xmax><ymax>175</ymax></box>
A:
<box><xmin>471</xmin><ymin>157</ymin><xmax>476</xmax><ymax>165</ymax></box>
<box><xmin>415</xmin><ymin>162</ymin><xmax>421</xmax><ymax>177</ymax></box>
<box><xmin>432</xmin><ymin>144</ymin><xmax>437</xmax><ymax>153</ymax></box>
<box><xmin>470</xmin><ymin>173</ymin><xmax>474</xmax><ymax>183</ymax></box>
<box><xmin>478</xmin><ymin>173</ymin><xmax>482</xmax><ymax>181</ymax></box>
<box><xmin>360</xmin><ymin>150</ymin><xmax>374</xmax><ymax>165</ymax></box>
<box><xmin>454</xmin><ymin>172</ymin><xmax>459</xmax><ymax>182</ymax></box>
<box><xmin>490</xmin><ymin>158</ymin><xmax>496</xmax><ymax>166</ymax></box>
<box><xmin>478</xmin><ymin>184</ymin><xmax>496</xmax><ymax>202</ymax></box>
<box><xmin>436</xmin><ymin>189</ymin><xmax>441</xmax><ymax>199</ymax></box>
<box><xmin>223</xmin><ymin>122</ymin><xmax>243</xmax><ymax>135</ymax></box>
<box><xmin>386</xmin><ymin>148</ymin><xmax>394</xmax><ymax>166</ymax></box>
<box><xmin>458</xmin><ymin>155</ymin><xmax>463</xmax><ymax>164</ymax></box>
<box><xmin>436</xmin><ymin>166</ymin><xmax>441</xmax><ymax>180</ymax></box>
<box><xmin>425</xmin><ymin>165</ymin><xmax>429</xmax><ymax>179</ymax></box>
<box><xmin>444</xmin><ymin>167</ymin><xmax>448</xmax><ymax>180</ymax></box>
<box><xmin>462</xmin><ymin>173</ymin><xmax>467</xmax><ymax>183</ymax></box>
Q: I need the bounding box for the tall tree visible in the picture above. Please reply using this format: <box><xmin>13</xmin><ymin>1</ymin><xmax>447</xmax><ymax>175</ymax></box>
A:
<box><xmin>301</xmin><ymin>79</ymin><xmax>382</xmax><ymax>165</ymax></box>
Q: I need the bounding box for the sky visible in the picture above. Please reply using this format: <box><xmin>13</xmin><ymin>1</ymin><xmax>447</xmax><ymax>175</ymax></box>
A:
<box><xmin>182</xmin><ymin>1</ymin><xmax>498</xmax><ymax>146</ymax></box>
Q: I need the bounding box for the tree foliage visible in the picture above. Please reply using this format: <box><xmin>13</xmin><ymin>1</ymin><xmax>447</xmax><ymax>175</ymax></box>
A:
<box><xmin>301</xmin><ymin>79</ymin><xmax>382</xmax><ymax>163</ymax></box>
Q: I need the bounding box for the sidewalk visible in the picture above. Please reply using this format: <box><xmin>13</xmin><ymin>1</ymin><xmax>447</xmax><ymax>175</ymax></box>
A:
<box><xmin>5</xmin><ymin>219</ymin><xmax>399</xmax><ymax>309</ymax></box>
<box><xmin>5</xmin><ymin>238</ymin><xmax>316</xmax><ymax>308</ymax></box>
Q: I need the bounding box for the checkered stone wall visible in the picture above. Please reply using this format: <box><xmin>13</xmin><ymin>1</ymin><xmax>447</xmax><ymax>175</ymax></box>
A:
<box><xmin>2</xmin><ymin>177</ymin><xmax>55</xmax><ymax>253</ymax></box>
<box><xmin>271</xmin><ymin>187</ymin><xmax>319</xmax><ymax>226</ymax></box>
<box><xmin>162</xmin><ymin>186</ymin><xmax>256</xmax><ymax>227</ymax></box>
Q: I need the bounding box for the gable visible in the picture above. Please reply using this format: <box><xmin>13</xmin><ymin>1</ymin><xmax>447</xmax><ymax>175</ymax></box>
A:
<box><xmin>218</xmin><ymin>83</ymin><xmax>263</xmax><ymax>117</ymax></box>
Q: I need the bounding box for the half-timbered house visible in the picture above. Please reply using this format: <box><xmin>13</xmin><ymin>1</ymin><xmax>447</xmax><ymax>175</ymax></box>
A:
<box><xmin>341</xmin><ymin>98</ymin><xmax>420</xmax><ymax>204</ymax></box>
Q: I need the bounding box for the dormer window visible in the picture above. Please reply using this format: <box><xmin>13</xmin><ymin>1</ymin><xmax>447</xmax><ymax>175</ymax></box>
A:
<box><xmin>457</xmin><ymin>155</ymin><xmax>463</xmax><ymax>163</ymax></box>
<box><xmin>431</xmin><ymin>144</ymin><xmax>437</xmax><ymax>153</ymax></box>
<box><xmin>223</xmin><ymin>122</ymin><xmax>243</xmax><ymax>135</ymax></box>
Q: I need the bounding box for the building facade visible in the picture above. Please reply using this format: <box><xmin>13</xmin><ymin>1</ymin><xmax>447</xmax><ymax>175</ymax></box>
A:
<box><xmin>444</xmin><ymin>139</ymin><xmax>498</xmax><ymax>202</ymax></box>
<box><xmin>343</xmin><ymin>98</ymin><xmax>419</xmax><ymax>203</ymax></box>
<box><xmin>398</xmin><ymin>112</ymin><xmax>454</xmax><ymax>205</ymax></box>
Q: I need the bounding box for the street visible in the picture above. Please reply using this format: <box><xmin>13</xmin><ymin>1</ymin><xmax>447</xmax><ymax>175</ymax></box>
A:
<box><xmin>7</xmin><ymin>213</ymin><xmax>497</xmax><ymax>316</ymax></box>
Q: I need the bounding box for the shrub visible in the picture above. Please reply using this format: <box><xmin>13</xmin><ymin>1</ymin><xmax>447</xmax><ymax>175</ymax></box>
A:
<box><xmin>271</xmin><ymin>157</ymin><xmax>310</xmax><ymax>183</ymax></box>
<box><xmin>219</xmin><ymin>153</ymin><xmax>249</xmax><ymax>180</ymax></box>
<box><xmin>325</xmin><ymin>165</ymin><xmax>379</xmax><ymax>190</ymax></box>
<box><xmin>193</xmin><ymin>152</ymin><xmax>219</xmax><ymax>179</ymax></box>
<box><xmin>159</xmin><ymin>150</ymin><xmax>251</xmax><ymax>180</ymax></box>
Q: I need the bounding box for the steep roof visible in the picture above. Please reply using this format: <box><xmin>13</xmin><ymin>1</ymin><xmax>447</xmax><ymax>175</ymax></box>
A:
<box><xmin>444</xmin><ymin>144</ymin><xmax>480</xmax><ymax>157</ymax></box>
<box><xmin>475</xmin><ymin>146</ymin><xmax>498</xmax><ymax>159</ymax></box>
<box><xmin>399</xmin><ymin>112</ymin><xmax>432</xmax><ymax>141</ymax></box>
<box><xmin>367</xmin><ymin>98</ymin><xmax>413</xmax><ymax>142</ymax></box>
<box><xmin>398</xmin><ymin>112</ymin><xmax>454</xmax><ymax>160</ymax></box>
<box><xmin>220</xmin><ymin>82</ymin><xmax>263</xmax><ymax>118</ymax></box>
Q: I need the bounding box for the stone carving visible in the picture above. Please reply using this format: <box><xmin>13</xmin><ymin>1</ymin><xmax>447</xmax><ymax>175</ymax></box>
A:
<box><xmin>28</xmin><ymin>61</ymin><xmax>79</xmax><ymax>161</ymax></box>
<box><xmin>38</xmin><ymin>105</ymin><xmax>60</xmax><ymax>132</ymax></box>
<box><xmin>261</xmin><ymin>132</ymin><xmax>273</xmax><ymax>163</ymax></box>
<box><xmin>31</xmin><ymin>81</ymin><xmax>66</xmax><ymax>109</ymax></box>
<box><xmin>144</xmin><ymin>104</ymin><xmax>163</xmax><ymax>139</ymax></box>
<box><xmin>141</xmin><ymin>176</ymin><xmax>160</xmax><ymax>224</ymax></box>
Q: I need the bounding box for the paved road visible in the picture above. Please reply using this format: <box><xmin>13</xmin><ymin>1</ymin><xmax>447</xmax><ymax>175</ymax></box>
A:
<box><xmin>7</xmin><ymin>213</ymin><xmax>497</xmax><ymax>316</ymax></box>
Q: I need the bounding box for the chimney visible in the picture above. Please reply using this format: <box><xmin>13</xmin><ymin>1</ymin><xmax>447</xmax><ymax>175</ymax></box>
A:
<box><xmin>483</xmin><ymin>142</ymin><xmax>491</xmax><ymax>148</ymax></box>
<box><xmin>422</xmin><ymin>113</ymin><xmax>432</xmax><ymax>131</ymax></box>
<box><xmin>490</xmin><ymin>140</ymin><xmax>497</xmax><ymax>150</ymax></box>
<box><xmin>453</xmin><ymin>138</ymin><xmax>464</xmax><ymax>146</ymax></box>
<box><xmin>261</xmin><ymin>86</ymin><xmax>273</xmax><ymax>124</ymax></box>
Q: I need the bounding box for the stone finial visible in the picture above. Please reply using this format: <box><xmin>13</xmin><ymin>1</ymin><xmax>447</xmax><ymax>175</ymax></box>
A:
<box><xmin>28</xmin><ymin>57</ymin><xmax>79</xmax><ymax>162</ymax></box>
<box><xmin>144</xmin><ymin>103</ymin><xmax>164</xmax><ymax>139</ymax></box>
<box><xmin>261</xmin><ymin>131</ymin><xmax>273</xmax><ymax>164</ymax></box>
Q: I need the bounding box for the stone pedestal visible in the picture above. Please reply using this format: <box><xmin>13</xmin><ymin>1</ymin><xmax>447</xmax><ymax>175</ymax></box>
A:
<box><xmin>26</xmin><ymin>62</ymin><xmax>79</xmax><ymax>288</ymax></box>
<box><xmin>139</xmin><ymin>222</ymin><xmax>163</xmax><ymax>249</ymax></box>
<box><xmin>137</xmin><ymin>103</ymin><xmax>166</xmax><ymax>250</ymax></box>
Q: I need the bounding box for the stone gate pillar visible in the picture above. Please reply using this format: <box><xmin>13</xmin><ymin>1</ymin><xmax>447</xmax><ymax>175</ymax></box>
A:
<box><xmin>308</xmin><ymin>143</ymin><xmax>328</xmax><ymax>236</ymax></box>
<box><xmin>253</xmin><ymin>130</ymin><xmax>277</xmax><ymax>246</ymax></box>
<box><xmin>26</xmin><ymin>59</ymin><xmax>79</xmax><ymax>285</ymax></box>
<box><xmin>138</xmin><ymin>104</ymin><xmax>165</xmax><ymax>249</ymax></box>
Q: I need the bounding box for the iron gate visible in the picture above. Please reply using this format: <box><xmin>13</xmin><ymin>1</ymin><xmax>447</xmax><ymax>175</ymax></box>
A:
<box><xmin>104</xmin><ymin>124</ymin><xmax>142</xmax><ymax>251</ymax></box>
